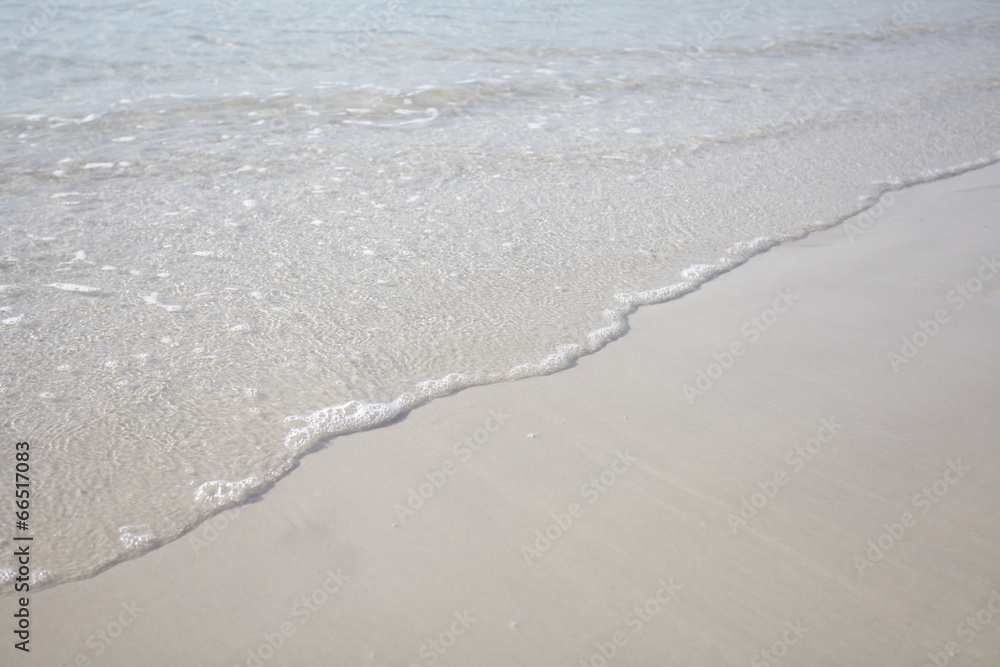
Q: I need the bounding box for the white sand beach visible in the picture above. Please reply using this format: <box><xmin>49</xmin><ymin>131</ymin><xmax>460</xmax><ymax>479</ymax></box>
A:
<box><xmin>14</xmin><ymin>164</ymin><xmax>1000</xmax><ymax>666</ymax></box>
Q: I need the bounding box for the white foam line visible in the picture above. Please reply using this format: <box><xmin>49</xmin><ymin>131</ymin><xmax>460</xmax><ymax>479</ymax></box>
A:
<box><xmin>220</xmin><ymin>154</ymin><xmax>1000</xmax><ymax>558</ymax></box>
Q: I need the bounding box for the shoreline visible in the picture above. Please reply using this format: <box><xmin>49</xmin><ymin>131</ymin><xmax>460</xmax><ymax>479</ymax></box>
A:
<box><xmin>8</xmin><ymin>163</ymin><xmax>1000</xmax><ymax>666</ymax></box>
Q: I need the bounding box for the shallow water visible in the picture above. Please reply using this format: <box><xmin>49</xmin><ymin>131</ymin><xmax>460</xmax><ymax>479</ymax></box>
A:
<box><xmin>1</xmin><ymin>0</ymin><xmax>999</xmax><ymax>591</ymax></box>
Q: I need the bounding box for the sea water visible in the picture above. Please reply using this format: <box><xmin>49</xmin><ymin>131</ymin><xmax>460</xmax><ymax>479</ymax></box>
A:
<box><xmin>1</xmin><ymin>0</ymin><xmax>999</xmax><ymax>591</ymax></box>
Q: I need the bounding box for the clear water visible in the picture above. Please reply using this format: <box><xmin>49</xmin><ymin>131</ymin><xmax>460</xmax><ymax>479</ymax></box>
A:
<box><xmin>1</xmin><ymin>0</ymin><xmax>999</xmax><ymax>592</ymax></box>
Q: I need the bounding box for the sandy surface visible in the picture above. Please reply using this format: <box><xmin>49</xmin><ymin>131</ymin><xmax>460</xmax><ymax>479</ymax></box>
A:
<box><xmin>8</xmin><ymin>163</ymin><xmax>1000</xmax><ymax>666</ymax></box>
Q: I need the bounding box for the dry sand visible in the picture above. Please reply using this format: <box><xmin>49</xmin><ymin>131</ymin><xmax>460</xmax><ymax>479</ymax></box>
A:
<box><xmin>8</xmin><ymin>163</ymin><xmax>1000</xmax><ymax>666</ymax></box>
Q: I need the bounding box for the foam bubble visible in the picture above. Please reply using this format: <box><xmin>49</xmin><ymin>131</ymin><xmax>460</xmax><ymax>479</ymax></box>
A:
<box><xmin>681</xmin><ymin>264</ymin><xmax>720</xmax><ymax>281</ymax></box>
<box><xmin>47</xmin><ymin>283</ymin><xmax>101</xmax><ymax>293</ymax></box>
<box><xmin>506</xmin><ymin>343</ymin><xmax>585</xmax><ymax>379</ymax></box>
<box><xmin>283</xmin><ymin>394</ymin><xmax>419</xmax><ymax>454</ymax></box>
<box><xmin>195</xmin><ymin>477</ymin><xmax>262</xmax><ymax>508</ymax></box>
<box><xmin>417</xmin><ymin>373</ymin><xmax>474</xmax><ymax>397</ymax></box>
<box><xmin>143</xmin><ymin>293</ymin><xmax>183</xmax><ymax>311</ymax></box>
<box><xmin>119</xmin><ymin>525</ymin><xmax>155</xmax><ymax>550</ymax></box>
